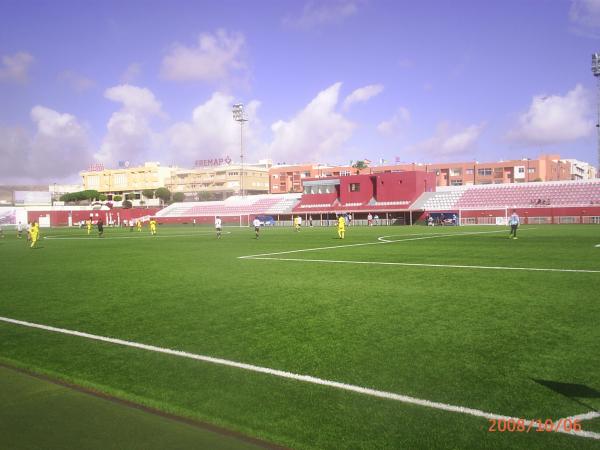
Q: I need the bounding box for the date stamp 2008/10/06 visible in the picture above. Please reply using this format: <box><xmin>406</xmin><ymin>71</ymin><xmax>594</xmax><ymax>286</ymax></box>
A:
<box><xmin>488</xmin><ymin>418</ymin><xmax>582</xmax><ymax>433</ymax></box>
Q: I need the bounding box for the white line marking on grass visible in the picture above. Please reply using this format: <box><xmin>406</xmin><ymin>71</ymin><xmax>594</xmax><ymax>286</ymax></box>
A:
<box><xmin>596</xmin><ymin>244</ymin><xmax>600</xmax><ymax>248</ymax></box>
<box><xmin>377</xmin><ymin>229</ymin><xmax>513</xmax><ymax>243</ymax></box>
<box><xmin>44</xmin><ymin>232</ymin><xmax>231</xmax><ymax>240</ymax></box>
<box><xmin>560</xmin><ymin>411</ymin><xmax>600</xmax><ymax>422</ymax></box>
<box><xmin>239</xmin><ymin>227</ymin><xmax>598</xmax><ymax>273</ymax></box>
<box><xmin>243</xmin><ymin>257</ymin><xmax>600</xmax><ymax>273</ymax></box>
<box><xmin>0</xmin><ymin>315</ymin><xmax>598</xmax><ymax>440</ymax></box>
<box><xmin>239</xmin><ymin>229</ymin><xmax>510</xmax><ymax>259</ymax></box>
<box><xmin>377</xmin><ymin>228</ymin><xmax>537</xmax><ymax>243</ymax></box>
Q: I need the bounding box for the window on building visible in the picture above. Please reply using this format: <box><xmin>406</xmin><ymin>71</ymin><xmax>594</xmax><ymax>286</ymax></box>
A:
<box><xmin>449</xmin><ymin>168</ymin><xmax>462</xmax><ymax>176</ymax></box>
<box><xmin>349</xmin><ymin>183</ymin><xmax>360</xmax><ymax>192</ymax></box>
<box><xmin>528</xmin><ymin>168</ymin><xmax>536</xmax><ymax>173</ymax></box>
<box><xmin>478</xmin><ymin>168</ymin><xmax>492</xmax><ymax>176</ymax></box>
<box><xmin>114</xmin><ymin>174</ymin><xmax>127</xmax><ymax>185</ymax></box>
<box><xmin>465</xmin><ymin>169</ymin><xmax>474</xmax><ymax>175</ymax></box>
<box><xmin>450</xmin><ymin>179</ymin><xmax>463</xmax><ymax>186</ymax></box>
<box><xmin>517</xmin><ymin>167</ymin><xmax>525</xmax><ymax>174</ymax></box>
<box><xmin>340</xmin><ymin>170</ymin><xmax>351</xmax><ymax>176</ymax></box>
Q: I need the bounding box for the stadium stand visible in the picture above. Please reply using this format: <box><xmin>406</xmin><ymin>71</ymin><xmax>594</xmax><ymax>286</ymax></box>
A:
<box><xmin>295</xmin><ymin>193</ymin><xmax>338</xmax><ymax>210</ymax></box>
<box><xmin>156</xmin><ymin>194</ymin><xmax>301</xmax><ymax>218</ymax></box>
<box><xmin>272</xmin><ymin>196</ymin><xmax>305</xmax><ymax>214</ymax></box>
<box><xmin>410</xmin><ymin>189</ymin><xmax>467</xmax><ymax>211</ymax></box>
<box><xmin>410</xmin><ymin>180</ymin><xmax>600</xmax><ymax>210</ymax></box>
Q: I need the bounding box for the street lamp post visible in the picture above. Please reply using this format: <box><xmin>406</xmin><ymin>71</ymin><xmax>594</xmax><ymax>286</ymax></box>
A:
<box><xmin>592</xmin><ymin>54</ymin><xmax>600</xmax><ymax>172</ymax></box>
<box><xmin>232</xmin><ymin>103</ymin><xmax>248</xmax><ymax>196</ymax></box>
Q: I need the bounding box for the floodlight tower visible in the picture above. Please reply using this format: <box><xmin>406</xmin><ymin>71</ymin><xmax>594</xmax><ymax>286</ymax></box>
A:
<box><xmin>232</xmin><ymin>103</ymin><xmax>248</xmax><ymax>196</ymax></box>
<box><xmin>592</xmin><ymin>54</ymin><xmax>600</xmax><ymax>171</ymax></box>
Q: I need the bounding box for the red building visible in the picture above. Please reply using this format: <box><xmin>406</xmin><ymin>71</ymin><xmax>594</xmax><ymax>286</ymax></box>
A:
<box><xmin>293</xmin><ymin>171</ymin><xmax>435</xmax><ymax>224</ymax></box>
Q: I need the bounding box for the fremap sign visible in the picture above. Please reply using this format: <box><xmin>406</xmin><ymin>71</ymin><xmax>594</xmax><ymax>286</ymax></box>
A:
<box><xmin>195</xmin><ymin>156</ymin><xmax>232</xmax><ymax>167</ymax></box>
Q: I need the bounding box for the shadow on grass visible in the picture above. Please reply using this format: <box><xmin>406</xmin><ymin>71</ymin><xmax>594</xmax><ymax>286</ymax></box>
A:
<box><xmin>533</xmin><ymin>380</ymin><xmax>600</xmax><ymax>398</ymax></box>
<box><xmin>533</xmin><ymin>379</ymin><xmax>600</xmax><ymax>412</ymax></box>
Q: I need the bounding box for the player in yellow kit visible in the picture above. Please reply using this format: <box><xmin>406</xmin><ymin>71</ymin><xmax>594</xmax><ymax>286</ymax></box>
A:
<box><xmin>30</xmin><ymin>221</ymin><xmax>39</xmax><ymax>248</ymax></box>
<box><xmin>337</xmin><ymin>215</ymin><xmax>345</xmax><ymax>239</ymax></box>
<box><xmin>136</xmin><ymin>220</ymin><xmax>142</xmax><ymax>232</ymax></box>
<box><xmin>86</xmin><ymin>219</ymin><xmax>92</xmax><ymax>235</ymax></box>
<box><xmin>149</xmin><ymin>218</ymin><xmax>157</xmax><ymax>236</ymax></box>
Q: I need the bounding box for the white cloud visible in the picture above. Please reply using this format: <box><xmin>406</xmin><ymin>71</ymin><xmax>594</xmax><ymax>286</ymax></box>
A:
<box><xmin>0</xmin><ymin>106</ymin><xmax>93</xmax><ymax>181</ymax></box>
<box><xmin>104</xmin><ymin>84</ymin><xmax>163</xmax><ymax>116</ymax></box>
<box><xmin>0</xmin><ymin>52</ymin><xmax>34</xmax><ymax>83</ymax></box>
<box><xmin>269</xmin><ymin>82</ymin><xmax>355</xmax><ymax>163</ymax></box>
<box><xmin>507</xmin><ymin>85</ymin><xmax>592</xmax><ymax>145</ymax></box>
<box><xmin>161</xmin><ymin>29</ymin><xmax>246</xmax><ymax>82</ymax></box>
<box><xmin>405</xmin><ymin>122</ymin><xmax>485</xmax><ymax>158</ymax></box>
<box><xmin>0</xmin><ymin>126</ymin><xmax>30</xmax><ymax>178</ymax></box>
<box><xmin>283</xmin><ymin>0</ymin><xmax>361</xmax><ymax>29</ymax></box>
<box><xmin>120</xmin><ymin>62</ymin><xmax>142</xmax><ymax>83</ymax></box>
<box><xmin>342</xmin><ymin>84</ymin><xmax>384</xmax><ymax>110</ymax></box>
<box><xmin>167</xmin><ymin>92</ymin><xmax>262</xmax><ymax>165</ymax></box>
<box><xmin>377</xmin><ymin>107</ymin><xmax>411</xmax><ymax>135</ymax></box>
<box><xmin>59</xmin><ymin>70</ymin><xmax>95</xmax><ymax>92</ymax></box>
<box><xmin>569</xmin><ymin>0</ymin><xmax>600</xmax><ymax>37</ymax></box>
<box><xmin>169</xmin><ymin>83</ymin><xmax>357</xmax><ymax>165</ymax></box>
<box><xmin>96</xmin><ymin>84</ymin><xmax>164</xmax><ymax>164</ymax></box>
<box><xmin>30</xmin><ymin>106</ymin><xmax>94</xmax><ymax>177</ymax></box>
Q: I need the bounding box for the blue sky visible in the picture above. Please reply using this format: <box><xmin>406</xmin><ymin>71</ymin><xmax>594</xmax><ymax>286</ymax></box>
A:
<box><xmin>1</xmin><ymin>0</ymin><xmax>599</xmax><ymax>183</ymax></box>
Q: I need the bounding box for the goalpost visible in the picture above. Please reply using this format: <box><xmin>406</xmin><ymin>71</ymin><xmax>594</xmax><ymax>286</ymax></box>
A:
<box><xmin>459</xmin><ymin>207</ymin><xmax>509</xmax><ymax>225</ymax></box>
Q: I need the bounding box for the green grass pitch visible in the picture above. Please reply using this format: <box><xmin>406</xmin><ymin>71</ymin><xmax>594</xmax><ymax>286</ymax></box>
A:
<box><xmin>0</xmin><ymin>224</ymin><xmax>599</xmax><ymax>449</ymax></box>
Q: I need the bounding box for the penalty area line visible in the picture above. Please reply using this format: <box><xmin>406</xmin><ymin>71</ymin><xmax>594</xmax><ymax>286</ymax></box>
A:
<box><xmin>0</xmin><ymin>316</ymin><xmax>598</xmax><ymax>440</ymax></box>
<box><xmin>243</xmin><ymin>257</ymin><xmax>600</xmax><ymax>274</ymax></box>
<box><xmin>239</xmin><ymin>229</ymin><xmax>512</xmax><ymax>259</ymax></box>
<box><xmin>559</xmin><ymin>411</ymin><xmax>600</xmax><ymax>422</ymax></box>
<box><xmin>376</xmin><ymin>228</ymin><xmax>535</xmax><ymax>243</ymax></box>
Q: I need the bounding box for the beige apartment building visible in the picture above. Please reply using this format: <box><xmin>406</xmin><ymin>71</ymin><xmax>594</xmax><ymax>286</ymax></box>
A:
<box><xmin>81</xmin><ymin>161</ymin><xmax>270</xmax><ymax>201</ymax></box>
<box><xmin>269</xmin><ymin>155</ymin><xmax>597</xmax><ymax>193</ymax></box>
<box><xmin>80</xmin><ymin>162</ymin><xmax>173</xmax><ymax>200</ymax></box>
<box><xmin>168</xmin><ymin>163</ymin><xmax>270</xmax><ymax>200</ymax></box>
